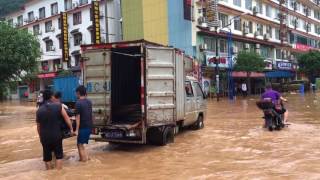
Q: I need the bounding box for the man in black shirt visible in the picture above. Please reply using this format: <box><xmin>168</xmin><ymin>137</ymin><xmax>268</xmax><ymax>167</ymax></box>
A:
<box><xmin>36</xmin><ymin>90</ymin><xmax>74</xmax><ymax>170</ymax></box>
<box><xmin>75</xmin><ymin>85</ymin><xmax>93</xmax><ymax>162</ymax></box>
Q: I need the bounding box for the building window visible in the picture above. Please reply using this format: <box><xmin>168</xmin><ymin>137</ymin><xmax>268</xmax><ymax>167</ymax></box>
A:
<box><xmin>256</xmin><ymin>1</ymin><xmax>263</xmax><ymax>14</ymax></box>
<box><xmin>204</xmin><ymin>37</ymin><xmax>216</xmax><ymax>52</ymax></box>
<box><xmin>276</xmin><ymin>49</ymin><xmax>281</xmax><ymax>59</ymax></box>
<box><xmin>73</xmin><ymin>12</ymin><xmax>82</xmax><ymax>25</ymax></box>
<box><xmin>219</xmin><ymin>13</ymin><xmax>228</xmax><ymax>27</ymax></box>
<box><xmin>74</xmin><ymin>54</ymin><xmax>81</xmax><ymax>66</ymax></box>
<box><xmin>79</xmin><ymin>0</ymin><xmax>88</xmax><ymax>5</ymax></box>
<box><xmin>245</xmin><ymin>0</ymin><xmax>252</xmax><ymax>10</ymax></box>
<box><xmin>315</xmin><ymin>10</ymin><xmax>320</xmax><ymax>20</ymax></box>
<box><xmin>248</xmin><ymin>21</ymin><xmax>253</xmax><ymax>33</ymax></box>
<box><xmin>39</xmin><ymin>7</ymin><xmax>46</xmax><ymax>19</ymax></box>
<box><xmin>233</xmin><ymin>0</ymin><xmax>241</xmax><ymax>7</ymax></box>
<box><xmin>45</xmin><ymin>21</ymin><xmax>53</xmax><ymax>33</ymax></box>
<box><xmin>65</xmin><ymin>0</ymin><xmax>72</xmax><ymax>10</ymax></box>
<box><xmin>53</xmin><ymin>59</ymin><xmax>61</xmax><ymax>71</ymax></box>
<box><xmin>234</xmin><ymin>18</ymin><xmax>241</xmax><ymax>31</ymax></box>
<box><xmin>90</xmin><ymin>30</ymin><xmax>94</xmax><ymax>43</ymax></box>
<box><xmin>58</xmin><ymin>37</ymin><xmax>62</xmax><ymax>49</ymax></box>
<box><xmin>256</xmin><ymin>24</ymin><xmax>263</xmax><ymax>36</ymax></box>
<box><xmin>33</xmin><ymin>24</ymin><xmax>40</xmax><ymax>35</ymax></box>
<box><xmin>74</xmin><ymin>33</ymin><xmax>82</xmax><ymax>46</ymax></box>
<box><xmin>58</xmin><ymin>18</ymin><xmax>61</xmax><ymax>29</ymax></box>
<box><xmin>275</xmin><ymin>28</ymin><xmax>280</xmax><ymax>40</ymax></box>
<box><xmin>17</xmin><ymin>15</ymin><xmax>23</xmax><ymax>27</ymax></box>
<box><xmin>51</xmin><ymin>3</ymin><xmax>58</xmax><ymax>16</ymax></box>
<box><xmin>28</xmin><ymin>11</ymin><xmax>34</xmax><ymax>22</ymax></box>
<box><xmin>266</xmin><ymin>26</ymin><xmax>272</xmax><ymax>38</ymax></box>
<box><xmin>7</xmin><ymin>19</ymin><xmax>13</xmax><ymax>26</ymax></box>
<box><xmin>45</xmin><ymin>40</ymin><xmax>54</xmax><ymax>52</ymax></box>
<box><xmin>266</xmin><ymin>5</ymin><xmax>272</xmax><ymax>17</ymax></box>
<box><xmin>219</xmin><ymin>39</ymin><xmax>227</xmax><ymax>53</ymax></box>
<box><xmin>41</xmin><ymin>61</ymin><xmax>49</xmax><ymax>71</ymax></box>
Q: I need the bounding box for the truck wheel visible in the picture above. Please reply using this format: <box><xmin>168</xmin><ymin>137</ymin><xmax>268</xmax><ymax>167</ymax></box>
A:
<box><xmin>193</xmin><ymin>115</ymin><xmax>204</xmax><ymax>130</ymax></box>
<box><xmin>148</xmin><ymin>127</ymin><xmax>174</xmax><ymax>146</ymax></box>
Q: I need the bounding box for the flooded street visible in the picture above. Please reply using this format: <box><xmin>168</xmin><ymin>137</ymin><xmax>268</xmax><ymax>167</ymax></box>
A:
<box><xmin>0</xmin><ymin>93</ymin><xmax>319</xmax><ymax>180</ymax></box>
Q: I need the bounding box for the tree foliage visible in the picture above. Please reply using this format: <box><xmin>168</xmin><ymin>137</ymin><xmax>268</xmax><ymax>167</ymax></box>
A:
<box><xmin>297</xmin><ymin>50</ymin><xmax>320</xmax><ymax>81</ymax></box>
<box><xmin>0</xmin><ymin>21</ymin><xmax>40</xmax><ymax>83</ymax></box>
<box><xmin>0</xmin><ymin>0</ymin><xmax>26</xmax><ymax>17</ymax></box>
<box><xmin>234</xmin><ymin>51</ymin><xmax>266</xmax><ymax>73</ymax></box>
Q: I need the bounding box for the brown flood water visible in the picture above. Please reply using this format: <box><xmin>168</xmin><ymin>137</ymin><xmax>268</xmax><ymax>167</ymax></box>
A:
<box><xmin>0</xmin><ymin>93</ymin><xmax>319</xmax><ymax>180</ymax></box>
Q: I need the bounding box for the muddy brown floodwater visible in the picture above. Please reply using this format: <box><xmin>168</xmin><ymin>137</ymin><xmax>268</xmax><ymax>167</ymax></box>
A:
<box><xmin>0</xmin><ymin>93</ymin><xmax>320</xmax><ymax>180</ymax></box>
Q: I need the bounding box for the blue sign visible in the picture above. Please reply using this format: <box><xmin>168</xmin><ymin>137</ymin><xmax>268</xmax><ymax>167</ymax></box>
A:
<box><xmin>276</xmin><ymin>61</ymin><xmax>292</xmax><ymax>70</ymax></box>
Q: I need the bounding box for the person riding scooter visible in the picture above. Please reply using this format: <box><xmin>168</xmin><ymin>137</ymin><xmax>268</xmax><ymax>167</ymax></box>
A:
<box><xmin>261</xmin><ymin>83</ymin><xmax>288</xmax><ymax>124</ymax></box>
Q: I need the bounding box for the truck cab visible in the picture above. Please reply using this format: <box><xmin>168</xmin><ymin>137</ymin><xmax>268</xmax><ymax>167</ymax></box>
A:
<box><xmin>183</xmin><ymin>76</ymin><xmax>206</xmax><ymax>129</ymax></box>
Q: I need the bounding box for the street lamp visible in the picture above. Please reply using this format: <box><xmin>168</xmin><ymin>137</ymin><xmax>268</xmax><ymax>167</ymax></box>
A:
<box><xmin>218</xmin><ymin>12</ymin><xmax>249</xmax><ymax>100</ymax></box>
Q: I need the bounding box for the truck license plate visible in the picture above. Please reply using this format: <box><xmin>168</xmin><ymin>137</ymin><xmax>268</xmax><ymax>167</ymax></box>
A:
<box><xmin>105</xmin><ymin>131</ymin><xmax>123</xmax><ymax>138</ymax></box>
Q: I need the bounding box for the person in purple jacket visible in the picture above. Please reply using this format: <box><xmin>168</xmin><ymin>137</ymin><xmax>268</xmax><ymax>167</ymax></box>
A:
<box><xmin>261</xmin><ymin>83</ymin><xmax>289</xmax><ymax>123</ymax></box>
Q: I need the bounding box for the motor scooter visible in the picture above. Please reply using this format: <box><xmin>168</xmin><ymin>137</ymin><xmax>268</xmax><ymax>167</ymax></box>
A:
<box><xmin>256</xmin><ymin>99</ymin><xmax>285</xmax><ymax>131</ymax></box>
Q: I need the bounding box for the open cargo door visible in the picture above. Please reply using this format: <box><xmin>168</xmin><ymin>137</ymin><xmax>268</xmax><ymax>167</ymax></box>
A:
<box><xmin>83</xmin><ymin>50</ymin><xmax>111</xmax><ymax>127</ymax></box>
<box><xmin>145</xmin><ymin>47</ymin><xmax>176</xmax><ymax>126</ymax></box>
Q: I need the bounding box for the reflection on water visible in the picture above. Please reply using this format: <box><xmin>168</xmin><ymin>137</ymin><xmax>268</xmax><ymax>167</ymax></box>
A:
<box><xmin>0</xmin><ymin>94</ymin><xmax>319</xmax><ymax>179</ymax></box>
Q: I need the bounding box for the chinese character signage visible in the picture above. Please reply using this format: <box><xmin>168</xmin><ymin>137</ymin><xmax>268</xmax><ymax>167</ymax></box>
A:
<box><xmin>205</xmin><ymin>0</ymin><xmax>219</xmax><ymax>27</ymax></box>
<box><xmin>61</xmin><ymin>12</ymin><xmax>69</xmax><ymax>62</ymax></box>
<box><xmin>276</xmin><ymin>61</ymin><xmax>292</xmax><ymax>70</ymax></box>
<box><xmin>92</xmin><ymin>1</ymin><xmax>101</xmax><ymax>44</ymax></box>
<box><xmin>294</xmin><ymin>43</ymin><xmax>312</xmax><ymax>52</ymax></box>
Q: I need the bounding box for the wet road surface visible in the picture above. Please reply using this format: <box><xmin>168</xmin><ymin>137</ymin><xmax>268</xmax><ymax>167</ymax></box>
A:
<box><xmin>0</xmin><ymin>93</ymin><xmax>319</xmax><ymax>179</ymax></box>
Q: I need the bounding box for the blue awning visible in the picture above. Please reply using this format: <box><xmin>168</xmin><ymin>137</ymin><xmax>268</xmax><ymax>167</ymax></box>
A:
<box><xmin>265</xmin><ymin>71</ymin><xmax>294</xmax><ymax>78</ymax></box>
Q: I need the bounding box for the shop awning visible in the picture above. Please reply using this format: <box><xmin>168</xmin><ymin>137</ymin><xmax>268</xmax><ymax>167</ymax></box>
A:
<box><xmin>232</xmin><ymin>71</ymin><xmax>265</xmax><ymax>78</ymax></box>
<box><xmin>265</xmin><ymin>71</ymin><xmax>294</xmax><ymax>78</ymax></box>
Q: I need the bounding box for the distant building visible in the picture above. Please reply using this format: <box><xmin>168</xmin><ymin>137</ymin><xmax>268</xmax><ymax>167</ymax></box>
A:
<box><xmin>4</xmin><ymin>0</ymin><xmax>122</xmax><ymax>98</ymax></box>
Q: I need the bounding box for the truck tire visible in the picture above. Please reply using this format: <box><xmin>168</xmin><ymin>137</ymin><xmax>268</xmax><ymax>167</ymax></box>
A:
<box><xmin>147</xmin><ymin>126</ymin><xmax>174</xmax><ymax>146</ymax></box>
<box><xmin>193</xmin><ymin>115</ymin><xmax>204</xmax><ymax>130</ymax></box>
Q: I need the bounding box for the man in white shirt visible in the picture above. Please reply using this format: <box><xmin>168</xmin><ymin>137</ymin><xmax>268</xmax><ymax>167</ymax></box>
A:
<box><xmin>241</xmin><ymin>83</ymin><xmax>247</xmax><ymax>97</ymax></box>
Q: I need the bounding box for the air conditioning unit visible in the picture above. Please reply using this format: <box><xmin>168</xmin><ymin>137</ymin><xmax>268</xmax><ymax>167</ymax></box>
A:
<box><xmin>243</xmin><ymin>28</ymin><xmax>249</xmax><ymax>35</ymax></box>
<box><xmin>255</xmin><ymin>44</ymin><xmax>260</xmax><ymax>49</ymax></box>
<box><xmin>49</xmin><ymin>46</ymin><xmax>56</xmax><ymax>51</ymax></box>
<box><xmin>24</xmin><ymin>19</ymin><xmax>28</xmax><ymax>23</ymax></box>
<box><xmin>264</xmin><ymin>34</ymin><xmax>270</xmax><ymax>40</ymax></box>
<box><xmin>253</xmin><ymin>6</ymin><xmax>258</xmax><ymax>15</ymax></box>
<box><xmin>233</xmin><ymin>47</ymin><xmax>238</xmax><ymax>54</ymax></box>
<box><xmin>198</xmin><ymin>17</ymin><xmax>208</xmax><ymax>27</ymax></box>
<box><xmin>254</xmin><ymin>31</ymin><xmax>259</xmax><ymax>37</ymax></box>
<box><xmin>199</xmin><ymin>43</ymin><xmax>208</xmax><ymax>51</ymax></box>
<box><xmin>50</xmin><ymin>27</ymin><xmax>55</xmax><ymax>32</ymax></box>
<box><xmin>35</xmin><ymin>16</ymin><xmax>39</xmax><ymax>21</ymax></box>
<box><xmin>244</xmin><ymin>43</ymin><xmax>250</xmax><ymax>49</ymax></box>
<box><xmin>72</xmin><ymin>2</ymin><xmax>79</xmax><ymax>8</ymax></box>
<box><xmin>38</xmin><ymin>31</ymin><xmax>42</xmax><ymax>35</ymax></box>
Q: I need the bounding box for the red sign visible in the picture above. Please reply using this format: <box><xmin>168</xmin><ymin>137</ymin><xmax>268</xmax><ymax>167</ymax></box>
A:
<box><xmin>208</xmin><ymin>57</ymin><xmax>227</xmax><ymax>64</ymax></box>
<box><xmin>38</xmin><ymin>73</ymin><xmax>56</xmax><ymax>79</ymax></box>
<box><xmin>295</xmin><ymin>43</ymin><xmax>312</xmax><ymax>52</ymax></box>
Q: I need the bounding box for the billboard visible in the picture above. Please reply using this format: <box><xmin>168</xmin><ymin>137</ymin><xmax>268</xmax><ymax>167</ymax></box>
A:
<box><xmin>92</xmin><ymin>1</ymin><xmax>101</xmax><ymax>44</ymax></box>
<box><xmin>61</xmin><ymin>12</ymin><xmax>69</xmax><ymax>62</ymax></box>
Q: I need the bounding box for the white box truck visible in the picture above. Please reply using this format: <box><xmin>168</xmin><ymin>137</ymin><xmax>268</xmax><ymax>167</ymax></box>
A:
<box><xmin>81</xmin><ymin>40</ymin><xmax>206</xmax><ymax>145</ymax></box>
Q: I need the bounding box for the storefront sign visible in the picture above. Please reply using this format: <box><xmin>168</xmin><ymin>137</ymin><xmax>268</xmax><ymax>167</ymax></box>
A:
<box><xmin>294</xmin><ymin>43</ymin><xmax>312</xmax><ymax>52</ymax></box>
<box><xmin>38</xmin><ymin>73</ymin><xmax>56</xmax><ymax>79</ymax></box>
<box><xmin>205</xmin><ymin>0</ymin><xmax>219</xmax><ymax>27</ymax></box>
<box><xmin>276</xmin><ymin>61</ymin><xmax>292</xmax><ymax>70</ymax></box>
<box><xmin>206</xmin><ymin>55</ymin><xmax>228</xmax><ymax>68</ymax></box>
<box><xmin>61</xmin><ymin>12</ymin><xmax>69</xmax><ymax>62</ymax></box>
<box><xmin>92</xmin><ymin>1</ymin><xmax>101</xmax><ymax>44</ymax></box>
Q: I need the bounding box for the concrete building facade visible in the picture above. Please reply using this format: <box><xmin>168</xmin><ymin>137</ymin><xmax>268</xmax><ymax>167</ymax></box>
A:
<box><xmin>4</xmin><ymin>0</ymin><xmax>121</xmax><ymax>95</ymax></box>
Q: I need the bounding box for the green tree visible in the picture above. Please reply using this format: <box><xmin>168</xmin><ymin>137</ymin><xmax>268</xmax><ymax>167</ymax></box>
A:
<box><xmin>0</xmin><ymin>0</ymin><xmax>26</xmax><ymax>17</ymax></box>
<box><xmin>0</xmin><ymin>22</ymin><xmax>40</xmax><ymax>97</ymax></box>
<box><xmin>297</xmin><ymin>50</ymin><xmax>320</xmax><ymax>83</ymax></box>
<box><xmin>234</xmin><ymin>51</ymin><xmax>266</xmax><ymax>95</ymax></box>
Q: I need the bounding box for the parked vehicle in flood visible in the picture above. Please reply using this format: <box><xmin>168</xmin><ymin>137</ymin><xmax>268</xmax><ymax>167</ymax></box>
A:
<box><xmin>81</xmin><ymin>40</ymin><xmax>207</xmax><ymax>145</ymax></box>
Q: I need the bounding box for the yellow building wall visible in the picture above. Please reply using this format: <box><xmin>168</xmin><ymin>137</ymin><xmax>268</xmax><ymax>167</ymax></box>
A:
<box><xmin>122</xmin><ymin>0</ymin><xmax>144</xmax><ymax>41</ymax></box>
<box><xmin>142</xmin><ymin>0</ymin><xmax>169</xmax><ymax>45</ymax></box>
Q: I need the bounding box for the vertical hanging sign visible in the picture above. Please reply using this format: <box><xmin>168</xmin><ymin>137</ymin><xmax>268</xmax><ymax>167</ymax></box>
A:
<box><xmin>61</xmin><ymin>12</ymin><xmax>69</xmax><ymax>62</ymax></box>
<box><xmin>92</xmin><ymin>1</ymin><xmax>101</xmax><ymax>44</ymax></box>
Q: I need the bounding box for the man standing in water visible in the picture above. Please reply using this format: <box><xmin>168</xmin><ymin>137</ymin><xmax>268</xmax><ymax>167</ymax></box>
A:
<box><xmin>36</xmin><ymin>90</ymin><xmax>74</xmax><ymax>170</ymax></box>
<box><xmin>75</xmin><ymin>85</ymin><xmax>93</xmax><ymax>162</ymax></box>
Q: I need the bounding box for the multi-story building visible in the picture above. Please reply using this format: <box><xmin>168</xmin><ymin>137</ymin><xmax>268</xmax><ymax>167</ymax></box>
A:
<box><xmin>195</xmin><ymin>0</ymin><xmax>320</xmax><ymax>94</ymax></box>
<box><xmin>4</xmin><ymin>0</ymin><xmax>121</xmax><ymax>98</ymax></box>
<box><xmin>121</xmin><ymin>0</ymin><xmax>195</xmax><ymax>56</ymax></box>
